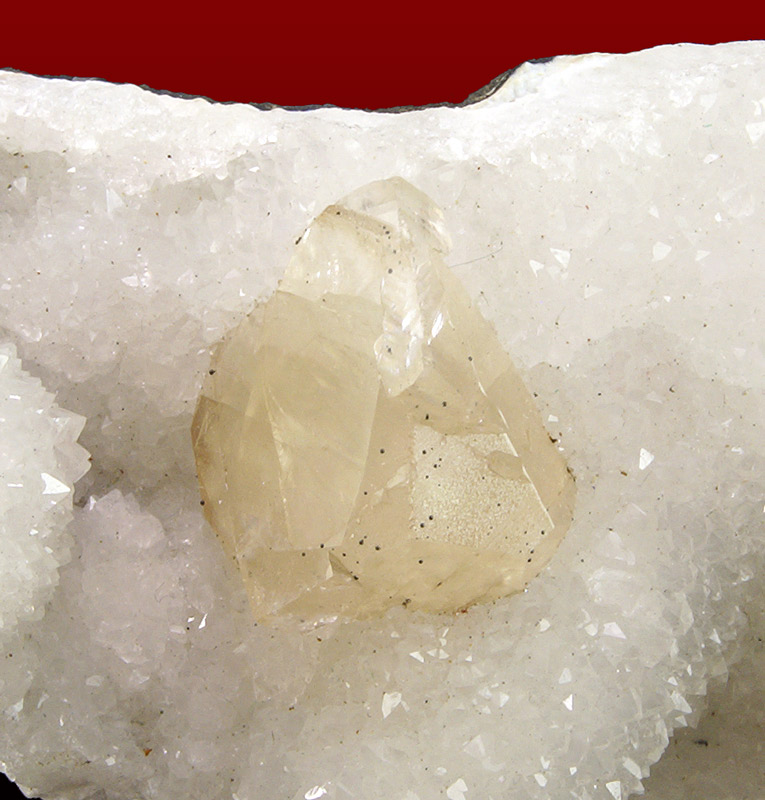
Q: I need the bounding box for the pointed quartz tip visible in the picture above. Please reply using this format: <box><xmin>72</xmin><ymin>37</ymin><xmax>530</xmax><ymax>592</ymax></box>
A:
<box><xmin>192</xmin><ymin>177</ymin><xmax>576</xmax><ymax>627</ymax></box>
<box><xmin>338</xmin><ymin>177</ymin><xmax>453</xmax><ymax>254</ymax></box>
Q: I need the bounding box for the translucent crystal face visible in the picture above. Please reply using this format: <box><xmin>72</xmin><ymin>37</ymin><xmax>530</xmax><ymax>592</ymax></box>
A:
<box><xmin>192</xmin><ymin>178</ymin><xmax>575</xmax><ymax>626</ymax></box>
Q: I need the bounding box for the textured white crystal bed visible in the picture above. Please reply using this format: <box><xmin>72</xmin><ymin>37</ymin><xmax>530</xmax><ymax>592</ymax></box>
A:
<box><xmin>0</xmin><ymin>43</ymin><xmax>763</xmax><ymax>800</ymax></box>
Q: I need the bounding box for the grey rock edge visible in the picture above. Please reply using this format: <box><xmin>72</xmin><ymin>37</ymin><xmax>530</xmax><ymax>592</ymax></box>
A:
<box><xmin>0</xmin><ymin>56</ymin><xmax>553</xmax><ymax>112</ymax></box>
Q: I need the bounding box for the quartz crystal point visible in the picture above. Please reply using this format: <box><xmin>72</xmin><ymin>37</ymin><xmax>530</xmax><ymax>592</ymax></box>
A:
<box><xmin>192</xmin><ymin>178</ymin><xmax>575</xmax><ymax>625</ymax></box>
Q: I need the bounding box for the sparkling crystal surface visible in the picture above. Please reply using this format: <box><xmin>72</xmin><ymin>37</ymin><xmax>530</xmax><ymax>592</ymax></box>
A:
<box><xmin>0</xmin><ymin>344</ymin><xmax>90</xmax><ymax>636</ymax></box>
<box><xmin>192</xmin><ymin>178</ymin><xmax>575</xmax><ymax>623</ymax></box>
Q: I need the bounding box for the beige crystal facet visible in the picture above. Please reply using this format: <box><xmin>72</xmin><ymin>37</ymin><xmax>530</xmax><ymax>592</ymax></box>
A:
<box><xmin>192</xmin><ymin>178</ymin><xmax>575</xmax><ymax>626</ymax></box>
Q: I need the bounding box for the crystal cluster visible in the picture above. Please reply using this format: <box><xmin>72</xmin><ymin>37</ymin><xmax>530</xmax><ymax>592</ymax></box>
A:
<box><xmin>193</xmin><ymin>178</ymin><xmax>575</xmax><ymax>624</ymax></box>
<box><xmin>0</xmin><ymin>43</ymin><xmax>763</xmax><ymax>800</ymax></box>
<box><xmin>0</xmin><ymin>343</ymin><xmax>89</xmax><ymax>636</ymax></box>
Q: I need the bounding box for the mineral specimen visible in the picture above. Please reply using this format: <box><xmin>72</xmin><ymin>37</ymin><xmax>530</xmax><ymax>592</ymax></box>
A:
<box><xmin>192</xmin><ymin>178</ymin><xmax>576</xmax><ymax>624</ymax></box>
<box><xmin>1</xmin><ymin>43</ymin><xmax>764</xmax><ymax>800</ymax></box>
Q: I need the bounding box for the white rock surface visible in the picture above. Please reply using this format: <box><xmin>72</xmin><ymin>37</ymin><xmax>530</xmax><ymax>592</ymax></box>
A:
<box><xmin>642</xmin><ymin>586</ymin><xmax>764</xmax><ymax>799</ymax></box>
<box><xmin>0</xmin><ymin>344</ymin><xmax>89</xmax><ymax>637</ymax></box>
<box><xmin>0</xmin><ymin>43</ymin><xmax>763</xmax><ymax>800</ymax></box>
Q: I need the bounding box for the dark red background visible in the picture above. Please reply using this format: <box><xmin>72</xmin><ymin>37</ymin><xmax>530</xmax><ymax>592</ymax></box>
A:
<box><xmin>2</xmin><ymin>5</ymin><xmax>758</xmax><ymax>108</ymax></box>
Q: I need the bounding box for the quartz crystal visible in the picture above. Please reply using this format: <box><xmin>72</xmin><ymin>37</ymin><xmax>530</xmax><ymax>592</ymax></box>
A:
<box><xmin>0</xmin><ymin>344</ymin><xmax>90</xmax><ymax>635</ymax></box>
<box><xmin>192</xmin><ymin>178</ymin><xmax>575</xmax><ymax>624</ymax></box>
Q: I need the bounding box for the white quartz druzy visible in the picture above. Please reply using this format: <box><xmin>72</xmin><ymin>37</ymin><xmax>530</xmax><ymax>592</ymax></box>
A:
<box><xmin>0</xmin><ymin>42</ymin><xmax>763</xmax><ymax>800</ymax></box>
<box><xmin>0</xmin><ymin>343</ymin><xmax>89</xmax><ymax>636</ymax></box>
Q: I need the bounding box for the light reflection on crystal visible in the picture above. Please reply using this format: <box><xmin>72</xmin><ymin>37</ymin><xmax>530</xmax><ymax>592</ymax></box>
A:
<box><xmin>606</xmin><ymin>780</ymin><xmax>622</xmax><ymax>799</ymax></box>
<box><xmin>381</xmin><ymin>691</ymin><xmax>403</xmax><ymax>719</ymax></box>
<box><xmin>622</xmin><ymin>757</ymin><xmax>642</xmax><ymax>779</ymax></box>
<box><xmin>639</xmin><ymin>448</ymin><xmax>655</xmax><ymax>470</ymax></box>
<box><xmin>603</xmin><ymin>622</ymin><xmax>627</xmax><ymax>639</ymax></box>
<box><xmin>445</xmin><ymin>778</ymin><xmax>468</xmax><ymax>800</ymax></box>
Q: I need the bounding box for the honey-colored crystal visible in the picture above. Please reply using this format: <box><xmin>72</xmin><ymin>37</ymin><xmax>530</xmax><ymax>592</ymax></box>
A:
<box><xmin>192</xmin><ymin>178</ymin><xmax>575</xmax><ymax>626</ymax></box>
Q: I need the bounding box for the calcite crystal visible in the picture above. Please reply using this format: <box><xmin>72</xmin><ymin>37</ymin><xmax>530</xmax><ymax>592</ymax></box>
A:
<box><xmin>192</xmin><ymin>178</ymin><xmax>575</xmax><ymax>624</ymax></box>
